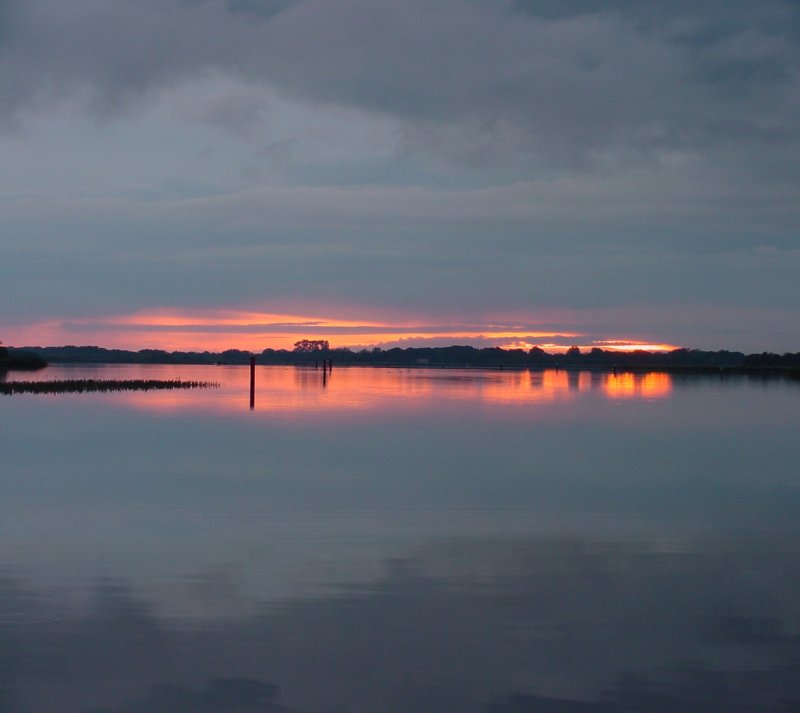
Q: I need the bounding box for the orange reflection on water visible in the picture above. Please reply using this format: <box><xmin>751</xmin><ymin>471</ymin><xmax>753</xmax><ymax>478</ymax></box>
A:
<box><xmin>459</xmin><ymin>370</ymin><xmax>672</xmax><ymax>404</ymax></box>
<box><xmin>118</xmin><ymin>366</ymin><xmax>438</xmax><ymax>416</ymax></box>
<box><xmin>478</xmin><ymin>370</ymin><xmax>592</xmax><ymax>404</ymax></box>
<box><xmin>603</xmin><ymin>372</ymin><xmax>672</xmax><ymax>400</ymax></box>
<box><xmin>120</xmin><ymin>388</ymin><xmax>220</xmax><ymax>412</ymax></box>
<box><xmin>49</xmin><ymin>365</ymin><xmax>672</xmax><ymax>415</ymax></box>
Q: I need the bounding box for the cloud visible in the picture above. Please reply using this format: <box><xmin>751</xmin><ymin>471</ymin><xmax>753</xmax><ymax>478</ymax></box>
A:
<box><xmin>2</xmin><ymin>0</ymin><xmax>798</xmax><ymax>171</ymax></box>
<box><xmin>178</xmin><ymin>84</ymin><xmax>270</xmax><ymax>141</ymax></box>
<box><xmin>1</xmin><ymin>0</ymin><xmax>799</xmax><ymax>351</ymax></box>
<box><xmin>2</xmin><ymin>169</ymin><xmax>799</xmax><ymax>352</ymax></box>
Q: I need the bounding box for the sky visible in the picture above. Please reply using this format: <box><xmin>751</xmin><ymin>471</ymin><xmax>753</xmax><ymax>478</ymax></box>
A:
<box><xmin>1</xmin><ymin>0</ymin><xmax>799</xmax><ymax>353</ymax></box>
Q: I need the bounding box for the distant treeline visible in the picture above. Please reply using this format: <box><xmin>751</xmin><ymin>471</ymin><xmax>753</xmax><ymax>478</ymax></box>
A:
<box><xmin>11</xmin><ymin>344</ymin><xmax>800</xmax><ymax>371</ymax></box>
<box><xmin>0</xmin><ymin>345</ymin><xmax>47</xmax><ymax>371</ymax></box>
<box><xmin>0</xmin><ymin>379</ymin><xmax>218</xmax><ymax>396</ymax></box>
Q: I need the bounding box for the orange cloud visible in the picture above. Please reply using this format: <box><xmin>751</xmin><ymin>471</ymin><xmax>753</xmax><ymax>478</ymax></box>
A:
<box><xmin>5</xmin><ymin>307</ymin><xmax>678</xmax><ymax>354</ymax></box>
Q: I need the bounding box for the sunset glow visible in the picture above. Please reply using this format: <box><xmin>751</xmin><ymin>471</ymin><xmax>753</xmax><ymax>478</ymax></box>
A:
<box><xmin>7</xmin><ymin>308</ymin><xmax>679</xmax><ymax>354</ymax></box>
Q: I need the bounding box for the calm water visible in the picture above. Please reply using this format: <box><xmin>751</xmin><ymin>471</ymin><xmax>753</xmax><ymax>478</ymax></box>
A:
<box><xmin>1</xmin><ymin>364</ymin><xmax>799</xmax><ymax>712</ymax></box>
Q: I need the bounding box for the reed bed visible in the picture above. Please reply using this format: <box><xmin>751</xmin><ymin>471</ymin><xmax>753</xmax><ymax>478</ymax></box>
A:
<box><xmin>0</xmin><ymin>379</ymin><xmax>219</xmax><ymax>395</ymax></box>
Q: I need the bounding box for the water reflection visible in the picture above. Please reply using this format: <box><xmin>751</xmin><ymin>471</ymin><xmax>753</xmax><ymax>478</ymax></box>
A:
<box><xmin>603</xmin><ymin>372</ymin><xmax>672</xmax><ymax>400</ymax></box>
<box><xmin>3</xmin><ymin>534</ymin><xmax>800</xmax><ymax>712</ymax></box>
<box><xmin>16</xmin><ymin>365</ymin><xmax>672</xmax><ymax>415</ymax></box>
<box><xmin>2</xmin><ymin>365</ymin><xmax>798</xmax><ymax>712</ymax></box>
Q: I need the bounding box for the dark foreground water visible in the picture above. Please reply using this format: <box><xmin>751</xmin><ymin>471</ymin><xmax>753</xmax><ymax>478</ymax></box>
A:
<box><xmin>1</xmin><ymin>364</ymin><xmax>799</xmax><ymax>712</ymax></box>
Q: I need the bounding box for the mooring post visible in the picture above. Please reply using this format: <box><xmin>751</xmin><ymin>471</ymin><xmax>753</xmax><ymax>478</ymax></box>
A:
<box><xmin>249</xmin><ymin>355</ymin><xmax>256</xmax><ymax>410</ymax></box>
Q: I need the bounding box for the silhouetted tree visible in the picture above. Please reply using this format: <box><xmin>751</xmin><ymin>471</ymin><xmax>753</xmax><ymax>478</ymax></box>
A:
<box><xmin>293</xmin><ymin>339</ymin><xmax>330</xmax><ymax>353</ymax></box>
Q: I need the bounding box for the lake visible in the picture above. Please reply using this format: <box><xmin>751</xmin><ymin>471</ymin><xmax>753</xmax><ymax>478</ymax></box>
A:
<box><xmin>1</xmin><ymin>364</ymin><xmax>799</xmax><ymax>712</ymax></box>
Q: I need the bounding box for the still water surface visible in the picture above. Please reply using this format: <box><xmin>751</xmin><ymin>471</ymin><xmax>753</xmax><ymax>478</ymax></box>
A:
<box><xmin>1</xmin><ymin>364</ymin><xmax>799</xmax><ymax>712</ymax></box>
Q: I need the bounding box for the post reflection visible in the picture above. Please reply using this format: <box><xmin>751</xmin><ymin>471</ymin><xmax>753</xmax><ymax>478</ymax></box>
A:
<box><xmin>249</xmin><ymin>356</ymin><xmax>256</xmax><ymax>410</ymax></box>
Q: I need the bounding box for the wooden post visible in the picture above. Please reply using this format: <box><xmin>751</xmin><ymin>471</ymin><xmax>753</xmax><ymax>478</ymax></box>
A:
<box><xmin>249</xmin><ymin>355</ymin><xmax>256</xmax><ymax>410</ymax></box>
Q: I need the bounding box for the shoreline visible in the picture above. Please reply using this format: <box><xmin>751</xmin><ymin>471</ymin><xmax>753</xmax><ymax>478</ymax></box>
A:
<box><xmin>4</xmin><ymin>344</ymin><xmax>799</xmax><ymax>379</ymax></box>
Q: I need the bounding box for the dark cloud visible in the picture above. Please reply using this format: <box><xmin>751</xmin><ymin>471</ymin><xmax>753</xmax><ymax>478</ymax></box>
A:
<box><xmin>2</xmin><ymin>0</ymin><xmax>799</xmax><ymax>170</ymax></box>
<box><xmin>180</xmin><ymin>84</ymin><xmax>269</xmax><ymax>140</ymax></box>
<box><xmin>0</xmin><ymin>0</ymin><xmax>799</xmax><ymax>349</ymax></box>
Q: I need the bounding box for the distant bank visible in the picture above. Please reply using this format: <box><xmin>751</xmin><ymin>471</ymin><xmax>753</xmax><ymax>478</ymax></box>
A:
<box><xmin>0</xmin><ymin>345</ymin><xmax>47</xmax><ymax>371</ymax></box>
<box><xmin>6</xmin><ymin>344</ymin><xmax>800</xmax><ymax>375</ymax></box>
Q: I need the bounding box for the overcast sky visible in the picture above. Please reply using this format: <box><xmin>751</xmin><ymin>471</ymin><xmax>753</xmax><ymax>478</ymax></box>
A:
<box><xmin>1</xmin><ymin>0</ymin><xmax>799</xmax><ymax>352</ymax></box>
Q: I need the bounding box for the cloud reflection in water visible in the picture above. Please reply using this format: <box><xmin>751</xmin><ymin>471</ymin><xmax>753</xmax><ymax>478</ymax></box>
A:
<box><xmin>3</xmin><ymin>534</ymin><xmax>800</xmax><ymax>713</ymax></box>
<box><xmin>3</xmin><ymin>366</ymin><xmax>798</xmax><ymax>713</ymax></box>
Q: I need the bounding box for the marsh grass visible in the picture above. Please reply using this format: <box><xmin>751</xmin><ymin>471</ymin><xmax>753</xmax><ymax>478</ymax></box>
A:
<box><xmin>0</xmin><ymin>379</ymin><xmax>219</xmax><ymax>395</ymax></box>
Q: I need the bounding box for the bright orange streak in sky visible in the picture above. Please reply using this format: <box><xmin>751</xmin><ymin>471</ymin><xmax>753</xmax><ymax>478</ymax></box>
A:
<box><xmin>593</xmin><ymin>341</ymin><xmax>679</xmax><ymax>352</ymax></box>
<box><xmin>115</xmin><ymin>308</ymin><xmax>378</xmax><ymax>329</ymax></box>
<box><xmin>36</xmin><ymin>329</ymin><xmax>578</xmax><ymax>353</ymax></box>
<box><xmin>7</xmin><ymin>308</ymin><xmax>677</xmax><ymax>354</ymax></box>
<box><xmin>499</xmin><ymin>341</ymin><xmax>678</xmax><ymax>353</ymax></box>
